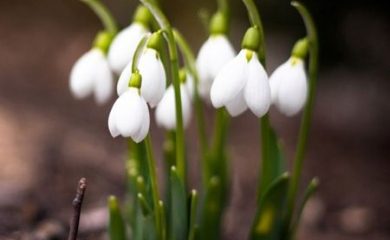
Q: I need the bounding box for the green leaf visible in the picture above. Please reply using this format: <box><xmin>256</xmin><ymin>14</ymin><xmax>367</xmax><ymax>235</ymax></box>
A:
<box><xmin>142</xmin><ymin>214</ymin><xmax>158</xmax><ymax>240</ymax></box>
<box><xmin>137</xmin><ymin>193</ymin><xmax>152</xmax><ymax>216</ymax></box>
<box><xmin>250</xmin><ymin>173</ymin><xmax>289</xmax><ymax>240</ymax></box>
<box><xmin>290</xmin><ymin>178</ymin><xmax>319</xmax><ymax>237</ymax></box>
<box><xmin>108</xmin><ymin>196</ymin><xmax>126</xmax><ymax>240</ymax></box>
<box><xmin>199</xmin><ymin>176</ymin><xmax>225</xmax><ymax>240</ymax></box>
<box><xmin>169</xmin><ymin>166</ymin><xmax>188</xmax><ymax>240</ymax></box>
<box><xmin>188</xmin><ymin>190</ymin><xmax>199</xmax><ymax>240</ymax></box>
<box><xmin>258</xmin><ymin>124</ymin><xmax>285</xmax><ymax>200</ymax></box>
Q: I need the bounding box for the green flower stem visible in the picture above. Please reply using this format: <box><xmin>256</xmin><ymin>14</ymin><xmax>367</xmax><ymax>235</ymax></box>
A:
<box><xmin>144</xmin><ymin>134</ymin><xmax>163</xmax><ymax>238</ymax></box>
<box><xmin>172</xmin><ymin>29</ymin><xmax>208</xmax><ymax>159</ymax></box>
<box><xmin>242</xmin><ymin>0</ymin><xmax>271</xmax><ymax>201</ymax></box>
<box><xmin>80</xmin><ymin>0</ymin><xmax>117</xmax><ymax>35</ymax></box>
<box><xmin>140</xmin><ymin>0</ymin><xmax>187</xmax><ymax>184</ymax></box>
<box><xmin>284</xmin><ymin>1</ymin><xmax>319</xmax><ymax>234</ymax></box>
<box><xmin>131</xmin><ymin>34</ymin><xmax>150</xmax><ymax>73</ymax></box>
<box><xmin>211</xmin><ymin>109</ymin><xmax>229</xmax><ymax>164</ymax></box>
<box><xmin>217</xmin><ymin>0</ymin><xmax>229</xmax><ymax>17</ymax></box>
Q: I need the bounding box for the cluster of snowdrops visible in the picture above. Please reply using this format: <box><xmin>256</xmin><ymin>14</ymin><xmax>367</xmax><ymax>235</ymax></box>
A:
<box><xmin>68</xmin><ymin>0</ymin><xmax>318</xmax><ymax>239</ymax></box>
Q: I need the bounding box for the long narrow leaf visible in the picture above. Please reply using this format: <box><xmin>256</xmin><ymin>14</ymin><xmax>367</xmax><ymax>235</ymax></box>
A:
<box><xmin>188</xmin><ymin>190</ymin><xmax>199</xmax><ymax>240</ymax></box>
<box><xmin>108</xmin><ymin>196</ymin><xmax>126</xmax><ymax>240</ymax></box>
<box><xmin>290</xmin><ymin>178</ymin><xmax>319</xmax><ymax>237</ymax></box>
<box><xmin>250</xmin><ymin>173</ymin><xmax>289</xmax><ymax>240</ymax></box>
<box><xmin>199</xmin><ymin>176</ymin><xmax>225</xmax><ymax>240</ymax></box>
<box><xmin>169</xmin><ymin>166</ymin><xmax>188</xmax><ymax>240</ymax></box>
<box><xmin>258</xmin><ymin>126</ymin><xmax>285</xmax><ymax>200</ymax></box>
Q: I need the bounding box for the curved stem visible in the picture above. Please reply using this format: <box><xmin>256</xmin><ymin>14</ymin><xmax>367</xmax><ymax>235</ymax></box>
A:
<box><xmin>140</xmin><ymin>0</ymin><xmax>186</xmax><ymax>185</ymax></box>
<box><xmin>173</xmin><ymin>29</ymin><xmax>208</xmax><ymax>157</ymax></box>
<box><xmin>81</xmin><ymin>0</ymin><xmax>117</xmax><ymax>34</ymax></box>
<box><xmin>217</xmin><ymin>0</ymin><xmax>229</xmax><ymax>17</ymax></box>
<box><xmin>285</xmin><ymin>1</ymin><xmax>319</xmax><ymax>234</ymax></box>
<box><xmin>144</xmin><ymin>134</ymin><xmax>162</xmax><ymax>238</ymax></box>
<box><xmin>131</xmin><ymin>34</ymin><xmax>151</xmax><ymax>72</ymax></box>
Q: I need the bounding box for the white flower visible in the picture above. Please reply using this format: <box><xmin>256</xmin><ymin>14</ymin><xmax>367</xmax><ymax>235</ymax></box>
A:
<box><xmin>210</xmin><ymin>49</ymin><xmax>271</xmax><ymax>117</ymax></box>
<box><xmin>108</xmin><ymin>87</ymin><xmax>149</xmax><ymax>142</ymax></box>
<box><xmin>107</xmin><ymin>23</ymin><xmax>149</xmax><ymax>74</ymax></box>
<box><xmin>155</xmin><ymin>84</ymin><xmax>192</xmax><ymax>130</ymax></box>
<box><xmin>117</xmin><ymin>48</ymin><xmax>166</xmax><ymax>108</ymax></box>
<box><xmin>70</xmin><ymin>48</ymin><xmax>113</xmax><ymax>104</ymax></box>
<box><xmin>269</xmin><ymin>57</ymin><xmax>308</xmax><ymax>116</ymax></box>
<box><xmin>196</xmin><ymin>35</ymin><xmax>236</xmax><ymax>101</ymax></box>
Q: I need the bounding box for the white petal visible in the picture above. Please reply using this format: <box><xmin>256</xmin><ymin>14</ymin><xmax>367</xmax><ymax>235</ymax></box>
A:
<box><xmin>138</xmin><ymin>48</ymin><xmax>166</xmax><ymax>107</ymax></box>
<box><xmin>155</xmin><ymin>85</ymin><xmax>176</xmax><ymax>130</ymax></box>
<box><xmin>115</xmin><ymin>88</ymin><xmax>145</xmax><ymax>137</ymax></box>
<box><xmin>117</xmin><ymin>61</ymin><xmax>133</xmax><ymax>96</ymax></box>
<box><xmin>210</xmin><ymin>50</ymin><xmax>248</xmax><ymax>108</ymax></box>
<box><xmin>269</xmin><ymin>60</ymin><xmax>290</xmax><ymax>103</ymax></box>
<box><xmin>155</xmin><ymin>84</ymin><xmax>192</xmax><ymax>130</ymax></box>
<box><xmin>196</xmin><ymin>35</ymin><xmax>236</xmax><ymax>100</ymax></box>
<box><xmin>244</xmin><ymin>55</ymin><xmax>271</xmax><ymax>117</ymax></box>
<box><xmin>132</xmin><ymin>97</ymin><xmax>150</xmax><ymax>143</ymax></box>
<box><xmin>107</xmin><ymin>23</ymin><xmax>149</xmax><ymax>74</ymax></box>
<box><xmin>225</xmin><ymin>90</ymin><xmax>248</xmax><ymax>117</ymax></box>
<box><xmin>108</xmin><ymin>99</ymin><xmax>120</xmax><ymax>137</ymax></box>
<box><xmin>276</xmin><ymin>59</ymin><xmax>308</xmax><ymax>116</ymax></box>
<box><xmin>93</xmin><ymin>57</ymin><xmax>114</xmax><ymax>104</ymax></box>
<box><xmin>69</xmin><ymin>49</ymin><xmax>101</xmax><ymax>99</ymax></box>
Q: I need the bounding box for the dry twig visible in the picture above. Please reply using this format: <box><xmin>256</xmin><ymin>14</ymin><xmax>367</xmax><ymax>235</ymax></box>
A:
<box><xmin>68</xmin><ymin>178</ymin><xmax>87</xmax><ymax>240</ymax></box>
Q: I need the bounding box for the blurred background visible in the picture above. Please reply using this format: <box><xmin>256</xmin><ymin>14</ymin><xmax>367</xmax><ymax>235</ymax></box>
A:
<box><xmin>0</xmin><ymin>0</ymin><xmax>389</xmax><ymax>239</ymax></box>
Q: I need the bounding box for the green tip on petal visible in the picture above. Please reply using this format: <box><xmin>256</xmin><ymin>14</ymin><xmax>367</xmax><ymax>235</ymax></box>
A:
<box><xmin>209</xmin><ymin>11</ymin><xmax>229</xmax><ymax>35</ymax></box>
<box><xmin>241</xmin><ymin>26</ymin><xmax>261</xmax><ymax>52</ymax></box>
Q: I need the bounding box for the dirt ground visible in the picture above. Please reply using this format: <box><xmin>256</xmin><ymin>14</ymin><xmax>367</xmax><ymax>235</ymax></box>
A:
<box><xmin>0</xmin><ymin>1</ymin><xmax>389</xmax><ymax>239</ymax></box>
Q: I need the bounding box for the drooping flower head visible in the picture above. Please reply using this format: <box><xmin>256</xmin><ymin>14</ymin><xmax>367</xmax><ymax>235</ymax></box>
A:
<box><xmin>210</xmin><ymin>26</ymin><xmax>271</xmax><ymax>117</ymax></box>
<box><xmin>69</xmin><ymin>31</ymin><xmax>114</xmax><ymax>104</ymax></box>
<box><xmin>107</xmin><ymin>6</ymin><xmax>151</xmax><ymax>74</ymax></box>
<box><xmin>196</xmin><ymin>12</ymin><xmax>236</xmax><ymax>101</ymax></box>
<box><xmin>269</xmin><ymin>38</ymin><xmax>309</xmax><ymax>116</ymax></box>
<box><xmin>155</xmin><ymin>69</ymin><xmax>193</xmax><ymax>130</ymax></box>
<box><xmin>108</xmin><ymin>72</ymin><xmax>150</xmax><ymax>142</ymax></box>
<box><xmin>117</xmin><ymin>31</ymin><xmax>166</xmax><ymax>108</ymax></box>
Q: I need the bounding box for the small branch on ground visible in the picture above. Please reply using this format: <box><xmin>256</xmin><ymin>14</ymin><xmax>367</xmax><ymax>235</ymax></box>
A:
<box><xmin>68</xmin><ymin>178</ymin><xmax>87</xmax><ymax>240</ymax></box>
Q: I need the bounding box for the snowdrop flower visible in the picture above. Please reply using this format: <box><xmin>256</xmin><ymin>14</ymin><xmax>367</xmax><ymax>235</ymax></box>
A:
<box><xmin>196</xmin><ymin>12</ymin><xmax>235</xmax><ymax>101</ymax></box>
<box><xmin>210</xmin><ymin>27</ymin><xmax>271</xmax><ymax>117</ymax></box>
<box><xmin>108</xmin><ymin>73</ymin><xmax>150</xmax><ymax>142</ymax></box>
<box><xmin>270</xmin><ymin>38</ymin><xmax>309</xmax><ymax>116</ymax></box>
<box><xmin>70</xmin><ymin>46</ymin><xmax>113</xmax><ymax>104</ymax></box>
<box><xmin>107</xmin><ymin>6</ymin><xmax>151</xmax><ymax>74</ymax></box>
<box><xmin>155</xmin><ymin>84</ymin><xmax>192</xmax><ymax>130</ymax></box>
<box><xmin>117</xmin><ymin>32</ymin><xmax>166</xmax><ymax>108</ymax></box>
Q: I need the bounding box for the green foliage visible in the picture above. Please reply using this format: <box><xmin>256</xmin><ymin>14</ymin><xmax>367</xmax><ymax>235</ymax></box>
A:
<box><xmin>168</xmin><ymin>167</ymin><xmax>188</xmax><ymax>240</ymax></box>
<box><xmin>250</xmin><ymin>174</ymin><xmax>289</xmax><ymax>240</ymax></box>
<box><xmin>108</xmin><ymin>196</ymin><xmax>127</xmax><ymax>240</ymax></box>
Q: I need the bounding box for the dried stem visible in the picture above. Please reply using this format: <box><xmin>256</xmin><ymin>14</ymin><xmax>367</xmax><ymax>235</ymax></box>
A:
<box><xmin>68</xmin><ymin>178</ymin><xmax>87</xmax><ymax>240</ymax></box>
